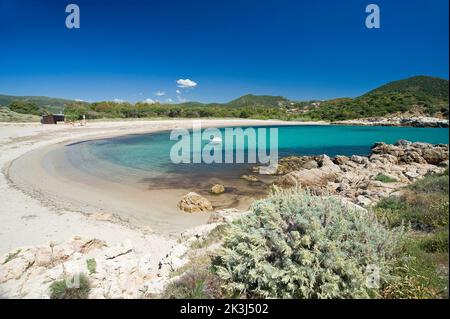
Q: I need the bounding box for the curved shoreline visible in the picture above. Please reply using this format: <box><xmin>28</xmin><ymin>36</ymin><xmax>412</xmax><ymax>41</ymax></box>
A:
<box><xmin>2</xmin><ymin>119</ymin><xmax>317</xmax><ymax>242</ymax></box>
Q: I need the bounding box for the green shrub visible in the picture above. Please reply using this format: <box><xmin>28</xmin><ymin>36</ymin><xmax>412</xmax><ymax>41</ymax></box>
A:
<box><xmin>419</xmin><ymin>229</ymin><xmax>449</xmax><ymax>254</ymax></box>
<box><xmin>8</xmin><ymin>100</ymin><xmax>45</xmax><ymax>116</ymax></box>
<box><xmin>50</xmin><ymin>273</ymin><xmax>90</xmax><ymax>299</ymax></box>
<box><xmin>162</xmin><ymin>263</ymin><xmax>224</xmax><ymax>299</ymax></box>
<box><xmin>214</xmin><ymin>190</ymin><xmax>402</xmax><ymax>299</ymax></box>
<box><xmin>86</xmin><ymin>258</ymin><xmax>97</xmax><ymax>274</ymax></box>
<box><xmin>376</xmin><ymin>172</ymin><xmax>449</xmax><ymax>231</ymax></box>
<box><xmin>409</xmin><ymin>173</ymin><xmax>449</xmax><ymax>194</ymax></box>
<box><xmin>375</xmin><ymin>174</ymin><xmax>398</xmax><ymax>183</ymax></box>
<box><xmin>381</xmin><ymin>238</ymin><xmax>448</xmax><ymax>299</ymax></box>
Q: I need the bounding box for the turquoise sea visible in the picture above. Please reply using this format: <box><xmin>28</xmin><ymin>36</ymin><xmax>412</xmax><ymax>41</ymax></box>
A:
<box><xmin>64</xmin><ymin>125</ymin><xmax>449</xmax><ymax>189</ymax></box>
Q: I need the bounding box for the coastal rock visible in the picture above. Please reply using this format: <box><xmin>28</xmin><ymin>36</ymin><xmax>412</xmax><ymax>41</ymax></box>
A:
<box><xmin>399</xmin><ymin>151</ymin><xmax>427</xmax><ymax>164</ymax></box>
<box><xmin>404</xmin><ymin>171</ymin><xmax>420</xmax><ymax>181</ymax></box>
<box><xmin>439</xmin><ymin>160</ymin><xmax>449</xmax><ymax>167</ymax></box>
<box><xmin>334</xmin><ymin>117</ymin><xmax>449</xmax><ymax>128</ymax></box>
<box><xmin>372</xmin><ymin>141</ymin><xmax>448</xmax><ymax>165</ymax></box>
<box><xmin>35</xmin><ymin>245</ymin><xmax>54</xmax><ymax>267</ymax></box>
<box><xmin>103</xmin><ymin>241</ymin><xmax>133</xmax><ymax>260</ymax></box>
<box><xmin>421</xmin><ymin>147</ymin><xmax>449</xmax><ymax>165</ymax></box>
<box><xmin>351</xmin><ymin>155</ymin><xmax>369</xmax><ymax>165</ymax></box>
<box><xmin>240</xmin><ymin>174</ymin><xmax>259</xmax><ymax>182</ymax></box>
<box><xmin>210</xmin><ymin>184</ymin><xmax>225</xmax><ymax>194</ymax></box>
<box><xmin>178</xmin><ymin>192</ymin><xmax>213</xmax><ymax>213</ymax></box>
<box><xmin>302</xmin><ymin>160</ymin><xmax>319</xmax><ymax>169</ymax></box>
<box><xmin>317</xmin><ymin>155</ymin><xmax>341</xmax><ymax>173</ymax></box>
<box><xmin>356</xmin><ymin>195</ymin><xmax>373</xmax><ymax>207</ymax></box>
<box><xmin>208</xmin><ymin>208</ymin><xmax>250</xmax><ymax>224</ymax></box>
<box><xmin>334</xmin><ymin>155</ymin><xmax>349</xmax><ymax>165</ymax></box>
<box><xmin>271</xmin><ymin>140</ymin><xmax>448</xmax><ymax>207</ymax></box>
<box><xmin>275</xmin><ymin>168</ymin><xmax>336</xmax><ymax>189</ymax></box>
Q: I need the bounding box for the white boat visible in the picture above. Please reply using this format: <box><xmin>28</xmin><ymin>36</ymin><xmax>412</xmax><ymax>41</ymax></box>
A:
<box><xmin>209</xmin><ymin>136</ymin><xmax>222</xmax><ymax>144</ymax></box>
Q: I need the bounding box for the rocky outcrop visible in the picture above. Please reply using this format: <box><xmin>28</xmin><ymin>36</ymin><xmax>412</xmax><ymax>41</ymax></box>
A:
<box><xmin>273</xmin><ymin>141</ymin><xmax>448</xmax><ymax>206</ymax></box>
<box><xmin>0</xmin><ymin>215</ymin><xmax>240</xmax><ymax>299</ymax></box>
<box><xmin>177</xmin><ymin>192</ymin><xmax>213</xmax><ymax>213</ymax></box>
<box><xmin>371</xmin><ymin>140</ymin><xmax>449</xmax><ymax>165</ymax></box>
<box><xmin>333</xmin><ymin>117</ymin><xmax>449</xmax><ymax>128</ymax></box>
<box><xmin>276</xmin><ymin>168</ymin><xmax>335</xmax><ymax>189</ymax></box>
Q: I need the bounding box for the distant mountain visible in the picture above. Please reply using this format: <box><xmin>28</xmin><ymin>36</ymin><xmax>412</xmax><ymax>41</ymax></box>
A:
<box><xmin>305</xmin><ymin>76</ymin><xmax>449</xmax><ymax>121</ymax></box>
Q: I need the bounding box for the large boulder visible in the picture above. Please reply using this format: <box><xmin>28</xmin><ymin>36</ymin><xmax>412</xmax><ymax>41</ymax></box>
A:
<box><xmin>421</xmin><ymin>147</ymin><xmax>449</xmax><ymax>165</ymax></box>
<box><xmin>275</xmin><ymin>168</ymin><xmax>336</xmax><ymax>189</ymax></box>
<box><xmin>178</xmin><ymin>192</ymin><xmax>213</xmax><ymax>213</ymax></box>
<box><xmin>334</xmin><ymin>155</ymin><xmax>350</xmax><ymax>165</ymax></box>
<box><xmin>373</xmin><ymin>140</ymin><xmax>449</xmax><ymax>166</ymax></box>
<box><xmin>350</xmin><ymin>155</ymin><xmax>370</xmax><ymax>165</ymax></box>
<box><xmin>399</xmin><ymin>150</ymin><xmax>427</xmax><ymax>164</ymax></box>
<box><xmin>317</xmin><ymin>155</ymin><xmax>341</xmax><ymax>173</ymax></box>
<box><xmin>210</xmin><ymin>184</ymin><xmax>225</xmax><ymax>194</ymax></box>
<box><xmin>371</xmin><ymin>142</ymin><xmax>405</xmax><ymax>157</ymax></box>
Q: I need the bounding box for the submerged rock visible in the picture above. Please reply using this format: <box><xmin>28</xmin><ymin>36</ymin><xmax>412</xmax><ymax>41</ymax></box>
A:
<box><xmin>210</xmin><ymin>184</ymin><xmax>225</xmax><ymax>194</ymax></box>
<box><xmin>178</xmin><ymin>192</ymin><xmax>213</xmax><ymax>213</ymax></box>
<box><xmin>240</xmin><ymin>174</ymin><xmax>259</xmax><ymax>182</ymax></box>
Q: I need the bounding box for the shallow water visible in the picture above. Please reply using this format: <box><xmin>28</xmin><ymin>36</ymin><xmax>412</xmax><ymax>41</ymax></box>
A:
<box><xmin>65</xmin><ymin>124</ymin><xmax>449</xmax><ymax>189</ymax></box>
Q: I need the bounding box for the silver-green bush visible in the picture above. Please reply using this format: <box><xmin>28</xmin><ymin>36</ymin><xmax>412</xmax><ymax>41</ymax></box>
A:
<box><xmin>214</xmin><ymin>190</ymin><xmax>402</xmax><ymax>298</ymax></box>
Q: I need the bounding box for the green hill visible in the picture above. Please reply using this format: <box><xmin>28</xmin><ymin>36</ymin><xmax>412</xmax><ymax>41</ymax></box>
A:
<box><xmin>364</xmin><ymin>75</ymin><xmax>449</xmax><ymax>99</ymax></box>
<box><xmin>2</xmin><ymin>75</ymin><xmax>448</xmax><ymax>121</ymax></box>
<box><xmin>0</xmin><ymin>94</ymin><xmax>74</xmax><ymax>114</ymax></box>
<box><xmin>226</xmin><ymin>94</ymin><xmax>291</xmax><ymax>108</ymax></box>
<box><xmin>306</xmin><ymin>76</ymin><xmax>449</xmax><ymax>121</ymax></box>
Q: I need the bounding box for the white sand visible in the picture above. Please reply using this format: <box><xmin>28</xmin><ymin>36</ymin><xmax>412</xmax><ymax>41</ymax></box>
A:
<box><xmin>0</xmin><ymin>119</ymin><xmax>325</xmax><ymax>255</ymax></box>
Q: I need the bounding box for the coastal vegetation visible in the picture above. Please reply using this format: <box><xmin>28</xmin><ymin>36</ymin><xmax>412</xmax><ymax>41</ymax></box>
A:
<box><xmin>0</xmin><ymin>107</ymin><xmax>40</xmax><ymax>122</ymax></box>
<box><xmin>1</xmin><ymin>76</ymin><xmax>448</xmax><ymax>122</ymax></box>
<box><xmin>62</xmin><ymin>76</ymin><xmax>450</xmax><ymax>122</ymax></box>
<box><xmin>49</xmin><ymin>273</ymin><xmax>91</xmax><ymax>299</ymax></box>
<box><xmin>307</xmin><ymin>76</ymin><xmax>449</xmax><ymax>121</ymax></box>
<box><xmin>162</xmin><ymin>169</ymin><xmax>449</xmax><ymax>299</ymax></box>
<box><xmin>213</xmin><ymin>190</ymin><xmax>401</xmax><ymax>299</ymax></box>
<box><xmin>376</xmin><ymin>169</ymin><xmax>449</xmax><ymax>298</ymax></box>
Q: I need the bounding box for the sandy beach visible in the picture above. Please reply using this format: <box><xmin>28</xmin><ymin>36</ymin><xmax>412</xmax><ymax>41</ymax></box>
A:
<box><xmin>0</xmin><ymin>119</ymin><xmax>325</xmax><ymax>255</ymax></box>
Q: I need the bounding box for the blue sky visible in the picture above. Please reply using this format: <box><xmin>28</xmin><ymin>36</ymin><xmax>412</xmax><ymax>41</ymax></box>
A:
<box><xmin>0</xmin><ymin>0</ymin><xmax>448</xmax><ymax>103</ymax></box>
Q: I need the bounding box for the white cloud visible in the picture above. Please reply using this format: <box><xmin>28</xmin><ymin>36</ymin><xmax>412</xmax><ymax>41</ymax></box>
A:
<box><xmin>176</xmin><ymin>89</ymin><xmax>181</xmax><ymax>94</ymax></box>
<box><xmin>165</xmin><ymin>98</ymin><xmax>173</xmax><ymax>103</ymax></box>
<box><xmin>143</xmin><ymin>98</ymin><xmax>156</xmax><ymax>104</ymax></box>
<box><xmin>75</xmin><ymin>99</ymin><xmax>84</xmax><ymax>102</ymax></box>
<box><xmin>113</xmin><ymin>98</ymin><xmax>124</xmax><ymax>103</ymax></box>
<box><xmin>176</xmin><ymin>78</ymin><xmax>197</xmax><ymax>88</ymax></box>
<box><xmin>155</xmin><ymin>90</ymin><xmax>166</xmax><ymax>96</ymax></box>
